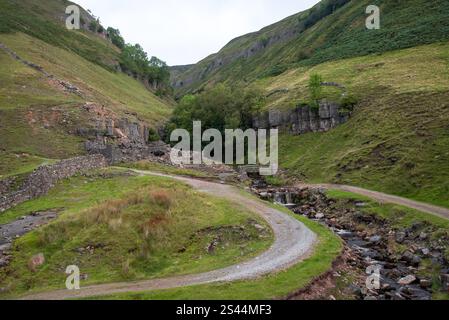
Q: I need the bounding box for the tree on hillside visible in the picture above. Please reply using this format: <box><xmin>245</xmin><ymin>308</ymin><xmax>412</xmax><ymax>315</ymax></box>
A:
<box><xmin>107</xmin><ymin>27</ymin><xmax>125</xmax><ymax>49</ymax></box>
<box><xmin>148</xmin><ymin>56</ymin><xmax>170</xmax><ymax>85</ymax></box>
<box><xmin>119</xmin><ymin>44</ymin><xmax>171</xmax><ymax>92</ymax></box>
<box><xmin>309</xmin><ymin>73</ymin><xmax>323</xmax><ymax>109</ymax></box>
<box><xmin>168</xmin><ymin>84</ymin><xmax>264</xmax><ymax>136</ymax></box>
<box><xmin>120</xmin><ymin>44</ymin><xmax>150</xmax><ymax>76</ymax></box>
<box><xmin>89</xmin><ymin>18</ymin><xmax>102</xmax><ymax>33</ymax></box>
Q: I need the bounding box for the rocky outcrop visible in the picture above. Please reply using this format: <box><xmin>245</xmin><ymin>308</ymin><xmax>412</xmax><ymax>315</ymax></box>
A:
<box><xmin>82</xmin><ymin>114</ymin><xmax>171</xmax><ymax>164</ymax></box>
<box><xmin>253</xmin><ymin>101</ymin><xmax>350</xmax><ymax>134</ymax></box>
<box><xmin>0</xmin><ymin>155</ymin><xmax>107</xmax><ymax>213</ymax></box>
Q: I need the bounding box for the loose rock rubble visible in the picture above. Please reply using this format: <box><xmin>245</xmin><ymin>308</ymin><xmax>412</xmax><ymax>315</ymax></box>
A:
<box><xmin>252</xmin><ymin>182</ymin><xmax>449</xmax><ymax>300</ymax></box>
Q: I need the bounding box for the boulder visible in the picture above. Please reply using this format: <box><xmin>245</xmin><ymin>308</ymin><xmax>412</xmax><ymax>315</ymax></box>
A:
<box><xmin>395</xmin><ymin>232</ymin><xmax>406</xmax><ymax>244</ymax></box>
<box><xmin>369</xmin><ymin>235</ymin><xmax>382</xmax><ymax>244</ymax></box>
<box><xmin>419</xmin><ymin>279</ymin><xmax>432</xmax><ymax>289</ymax></box>
<box><xmin>401</xmin><ymin>251</ymin><xmax>421</xmax><ymax>266</ymax></box>
<box><xmin>398</xmin><ymin>275</ymin><xmax>417</xmax><ymax>286</ymax></box>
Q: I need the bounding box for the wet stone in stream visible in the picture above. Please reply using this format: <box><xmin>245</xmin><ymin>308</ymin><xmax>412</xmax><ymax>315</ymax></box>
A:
<box><xmin>251</xmin><ymin>182</ymin><xmax>449</xmax><ymax>300</ymax></box>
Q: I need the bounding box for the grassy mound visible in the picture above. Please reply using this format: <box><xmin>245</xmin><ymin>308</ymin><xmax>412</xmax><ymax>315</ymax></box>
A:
<box><xmin>0</xmin><ymin>169</ymin><xmax>273</xmax><ymax>297</ymax></box>
<box><xmin>90</xmin><ymin>202</ymin><xmax>343</xmax><ymax>300</ymax></box>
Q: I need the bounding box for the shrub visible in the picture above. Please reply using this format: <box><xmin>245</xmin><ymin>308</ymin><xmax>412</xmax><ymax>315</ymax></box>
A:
<box><xmin>107</xmin><ymin>27</ymin><xmax>125</xmax><ymax>49</ymax></box>
<box><xmin>339</xmin><ymin>94</ymin><xmax>358</xmax><ymax>113</ymax></box>
<box><xmin>308</xmin><ymin>73</ymin><xmax>323</xmax><ymax>109</ymax></box>
<box><xmin>148</xmin><ymin>128</ymin><xmax>160</xmax><ymax>142</ymax></box>
<box><xmin>88</xmin><ymin>19</ymin><xmax>99</xmax><ymax>32</ymax></box>
<box><xmin>261</xmin><ymin>64</ymin><xmax>288</xmax><ymax>78</ymax></box>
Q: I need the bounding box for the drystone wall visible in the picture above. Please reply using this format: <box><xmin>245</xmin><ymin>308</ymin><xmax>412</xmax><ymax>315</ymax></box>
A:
<box><xmin>0</xmin><ymin>155</ymin><xmax>107</xmax><ymax>213</ymax></box>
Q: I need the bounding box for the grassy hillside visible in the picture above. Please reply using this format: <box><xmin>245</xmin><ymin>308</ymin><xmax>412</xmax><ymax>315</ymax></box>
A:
<box><xmin>0</xmin><ymin>0</ymin><xmax>174</xmax><ymax>177</ymax></box>
<box><xmin>170</xmin><ymin>0</ymin><xmax>449</xmax><ymax>209</ymax></box>
<box><xmin>172</xmin><ymin>0</ymin><xmax>449</xmax><ymax>96</ymax></box>
<box><xmin>268</xmin><ymin>43</ymin><xmax>449</xmax><ymax>208</ymax></box>
<box><xmin>0</xmin><ymin>32</ymin><xmax>172</xmax><ymax>177</ymax></box>
<box><xmin>0</xmin><ymin>0</ymin><xmax>119</xmax><ymax>70</ymax></box>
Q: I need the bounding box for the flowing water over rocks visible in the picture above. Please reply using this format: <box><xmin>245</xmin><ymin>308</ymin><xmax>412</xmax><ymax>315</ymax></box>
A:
<box><xmin>251</xmin><ymin>180</ymin><xmax>449</xmax><ymax>300</ymax></box>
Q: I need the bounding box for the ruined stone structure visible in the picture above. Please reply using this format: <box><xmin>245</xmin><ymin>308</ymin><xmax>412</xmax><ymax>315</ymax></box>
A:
<box><xmin>0</xmin><ymin>155</ymin><xmax>107</xmax><ymax>213</ymax></box>
<box><xmin>253</xmin><ymin>101</ymin><xmax>350</xmax><ymax>134</ymax></box>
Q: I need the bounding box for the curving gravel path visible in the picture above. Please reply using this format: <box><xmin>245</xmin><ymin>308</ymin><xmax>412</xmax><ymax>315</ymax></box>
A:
<box><xmin>21</xmin><ymin>170</ymin><xmax>317</xmax><ymax>300</ymax></box>
<box><xmin>301</xmin><ymin>183</ymin><xmax>449</xmax><ymax>220</ymax></box>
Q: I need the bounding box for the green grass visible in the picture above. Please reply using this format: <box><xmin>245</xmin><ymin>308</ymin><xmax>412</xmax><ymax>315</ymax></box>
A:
<box><xmin>326</xmin><ymin>189</ymin><xmax>449</xmax><ymax>229</ymax></box>
<box><xmin>0</xmin><ymin>152</ymin><xmax>56</xmax><ymax>178</ymax></box>
<box><xmin>88</xmin><ymin>201</ymin><xmax>343</xmax><ymax>300</ymax></box>
<box><xmin>0</xmin><ymin>33</ymin><xmax>172</xmax><ymax>123</ymax></box>
<box><xmin>264</xmin><ymin>175</ymin><xmax>290</xmax><ymax>187</ymax></box>
<box><xmin>0</xmin><ymin>31</ymin><xmax>172</xmax><ymax>166</ymax></box>
<box><xmin>0</xmin><ymin>0</ymin><xmax>173</xmax><ymax>165</ymax></box>
<box><xmin>0</xmin><ymin>168</ymin><xmax>273</xmax><ymax>298</ymax></box>
<box><xmin>263</xmin><ymin>42</ymin><xmax>449</xmax><ymax>209</ymax></box>
<box><xmin>172</xmin><ymin>0</ymin><xmax>449</xmax><ymax>96</ymax></box>
<box><xmin>173</xmin><ymin>25</ymin><xmax>449</xmax><ymax>211</ymax></box>
<box><xmin>0</xmin><ymin>0</ymin><xmax>119</xmax><ymax>71</ymax></box>
<box><xmin>119</xmin><ymin>161</ymin><xmax>214</xmax><ymax>179</ymax></box>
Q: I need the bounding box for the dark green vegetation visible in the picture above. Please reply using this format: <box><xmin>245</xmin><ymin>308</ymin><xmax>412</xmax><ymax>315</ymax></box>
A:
<box><xmin>171</xmin><ymin>40</ymin><xmax>449</xmax><ymax>208</ymax></box>
<box><xmin>168</xmin><ymin>0</ymin><xmax>449</xmax><ymax>210</ymax></box>
<box><xmin>120</xmin><ymin>44</ymin><xmax>171</xmax><ymax>95</ymax></box>
<box><xmin>167</xmin><ymin>84</ymin><xmax>264</xmax><ymax>135</ymax></box>
<box><xmin>107</xmin><ymin>27</ymin><xmax>125</xmax><ymax>50</ymax></box>
<box><xmin>90</xmin><ymin>202</ymin><xmax>343</xmax><ymax>300</ymax></box>
<box><xmin>0</xmin><ymin>169</ymin><xmax>273</xmax><ymax>298</ymax></box>
<box><xmin>172</xmin><ymin>0</ymin><xmax>449</xmax><ymax>96</ymax></box>
<box><xmin>308</xmin><ymin>74</ymin><xmax>323</xmax><ymax>108</ymax></box>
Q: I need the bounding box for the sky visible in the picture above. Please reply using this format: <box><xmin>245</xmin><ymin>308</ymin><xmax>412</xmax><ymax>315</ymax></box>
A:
<box><xmin>75</xmin><ymin>0</ymin><xmax>320</xmax><ymax>66</ymax></box>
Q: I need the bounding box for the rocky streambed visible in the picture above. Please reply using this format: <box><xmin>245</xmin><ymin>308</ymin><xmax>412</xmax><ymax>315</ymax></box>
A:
<box><xmin>0</xmin><ymin>210</ymin><xmax>59</xmax><ymax>269</ymax></box>
<box><xmin>251</xmin><ymin>181</ymin><xmax>449</xmax><ymax>300</ymax></box>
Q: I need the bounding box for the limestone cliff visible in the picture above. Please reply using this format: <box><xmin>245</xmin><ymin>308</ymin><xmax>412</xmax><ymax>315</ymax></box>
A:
<box><xmin>253</xmin><ymin>101</ymin><xmax>350</xmax><ymax>135</ymax></box>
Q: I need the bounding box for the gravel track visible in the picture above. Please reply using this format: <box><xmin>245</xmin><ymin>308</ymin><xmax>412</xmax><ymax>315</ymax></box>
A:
<box><xmin>21</xmin><ymin>171</ymin><xmax>317</xmax><ymax>300</ymax></box>
<box><xmin>302</xmin><ymin>183</ymin><xmax>449</xmax><ymax>220</ymax></box>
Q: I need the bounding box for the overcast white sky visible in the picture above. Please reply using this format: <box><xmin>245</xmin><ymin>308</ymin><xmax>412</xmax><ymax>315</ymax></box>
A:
<box><xmin>75</xmin><ymin>0</ymin><xmax>320</xmax><ymax>66</ymax></box>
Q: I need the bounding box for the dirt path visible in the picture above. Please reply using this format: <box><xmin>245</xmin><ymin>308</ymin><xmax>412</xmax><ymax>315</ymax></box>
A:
<box><xmin>21</xmin><ymin>170</ymin><xmax>317</xmax><ymax>300</ymax></box>
<box><xmin>301</xmin><ymin>183</ymin><xmax>449</xmax><ymax>220</ymax></box>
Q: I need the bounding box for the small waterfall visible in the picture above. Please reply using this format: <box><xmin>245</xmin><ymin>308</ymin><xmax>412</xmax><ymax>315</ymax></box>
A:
<box><xmin>284</xmin><ymin>191</ymin><xmax>296</xmax><ymax>209</ymax></box>
<box><xmin>274</xmin><ymin>192</ymin><xmax>285</xmax><ymax>204</ymax></box>
<box><xmin>285</xmin><ymin>192</ymin><xmax>292</xmax><ymax>204</ymax></box>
